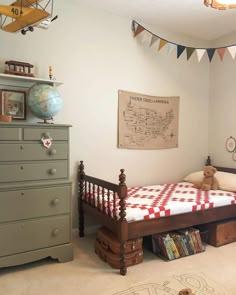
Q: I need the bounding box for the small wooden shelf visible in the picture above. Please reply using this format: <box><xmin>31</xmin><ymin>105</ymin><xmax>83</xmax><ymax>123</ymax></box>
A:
<box><xmin>0</xmin><ymin>73</ymin><xmax>63</xmax><ymax>87</ymax></box>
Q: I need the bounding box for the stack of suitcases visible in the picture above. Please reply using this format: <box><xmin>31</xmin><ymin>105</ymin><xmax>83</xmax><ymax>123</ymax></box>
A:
<box><xmin>95</xmin><ymin>227</ymin><xmax>143</xmax><ymax>269</ymax></box>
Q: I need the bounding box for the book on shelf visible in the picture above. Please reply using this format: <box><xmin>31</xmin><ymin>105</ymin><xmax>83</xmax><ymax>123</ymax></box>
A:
<box><xmin>152</xmin><ymin>233</ymin><xmax>175</xmax><ymax>260</ymax></box>
<box><xmin>170</xmin><ymin>233</ymin><xmax>186</xmax><ymax>257</ymax></box>
<box><xmin>176</xmin><ymin>229</ymin><xmax>195</xmax><ymax>255</ymax></box>
<box><xmin>152</xmin><ymin>234</ymin><xmax>170</xmax><ymax>260</ymax></box>
<box><xmin>167</xmin><ymin>234</ymin><xmax>180</xmax><ymax>259</ymax></box>
<box><xmin>152</xmin><ymin>226</ymin><xmax>206</xmax><ymax>261</ymax></box>
<box><xmin>159</xmin><ymin>233</ymin><xmax>175</xmax><ymax>260</ymax></box>
<box><xmin>188</xmin><ymin>227</ymin><xmax>203</xmax><ymax>253</ymax></box>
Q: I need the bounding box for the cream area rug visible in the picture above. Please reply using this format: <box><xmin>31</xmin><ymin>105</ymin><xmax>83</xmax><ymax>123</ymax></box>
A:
<box><xmin>0</xmin><ymin>232</ymin><xmax>235</xmax><ymax>295</ymax></box>
<box><xmin>112</xmin><ymin>272</ymin><xmax>224</xmax><ymax>295</ymax></box>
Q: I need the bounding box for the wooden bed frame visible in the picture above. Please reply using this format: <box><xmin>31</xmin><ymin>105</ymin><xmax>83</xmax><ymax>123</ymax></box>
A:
<box><xmin>78</xmin><ymin>156</ymin><xmax>236</xmax><ymax>275</ymax></box>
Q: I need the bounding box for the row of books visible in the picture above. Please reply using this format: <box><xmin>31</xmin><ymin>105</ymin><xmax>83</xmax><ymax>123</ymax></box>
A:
<box><xmin>152</xmin><ymin>227</ymin><xmax>207</xmax><ymax>261</ymax></box>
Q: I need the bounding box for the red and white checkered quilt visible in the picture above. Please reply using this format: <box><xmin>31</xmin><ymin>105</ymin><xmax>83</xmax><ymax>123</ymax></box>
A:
<box><xmin>84</xmin><ymin>182</ymin><xmax>236</xmax><ymax>222</ymax></box>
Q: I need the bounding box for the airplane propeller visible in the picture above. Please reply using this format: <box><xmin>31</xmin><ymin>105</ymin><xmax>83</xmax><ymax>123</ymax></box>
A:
<box><xmin>51</xmin><ymin>15</ymin><xmax>58</xmax><ymax>22</ymax></box>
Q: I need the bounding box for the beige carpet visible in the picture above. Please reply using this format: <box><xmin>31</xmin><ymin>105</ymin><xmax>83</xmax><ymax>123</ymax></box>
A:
<box><xmin>0</xmin><ymin>232</ymin><xmax>236</xmax><ymax>295</ymax></box>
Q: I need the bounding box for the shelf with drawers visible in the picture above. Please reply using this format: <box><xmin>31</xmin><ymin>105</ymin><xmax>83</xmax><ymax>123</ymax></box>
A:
<box><xmin>0</xmin><ymin>123</ymin><xmax>73</xmax><ymax>267</ymax></box>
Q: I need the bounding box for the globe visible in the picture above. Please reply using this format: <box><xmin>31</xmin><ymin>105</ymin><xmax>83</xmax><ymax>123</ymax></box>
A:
<box><xmin>28</xmin><ymin>84</ymin><xmax>63</xmax><ymax>123</ymax></box>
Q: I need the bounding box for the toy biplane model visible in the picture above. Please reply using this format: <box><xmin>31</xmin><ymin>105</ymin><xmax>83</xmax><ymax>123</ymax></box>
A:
<box><xmin>0</xmin><ymin>0</ymin><xmax>58</xmax><ymax>35</ymax></box>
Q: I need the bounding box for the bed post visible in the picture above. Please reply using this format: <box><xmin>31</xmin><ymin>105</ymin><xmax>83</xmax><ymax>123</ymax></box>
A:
<box><xmin>78</xmin><ymin>161</ymin><xmax>85</xmax><ymax>237</ymax></box>
<box><xmin>206</xmin><ymin>156</ymin><xmax>211</xmax><ymax>166</ymax></box>
<box><xmin>118</xmin><ymin>169</ymin><xmax>128</xmax><ymax>276</ymax></box>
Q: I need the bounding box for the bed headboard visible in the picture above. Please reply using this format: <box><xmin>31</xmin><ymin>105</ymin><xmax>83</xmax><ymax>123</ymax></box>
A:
<box><xmin>206</xmin><ymin>156</ymin><xmax>236</xmax><ymax>174</ymax></box>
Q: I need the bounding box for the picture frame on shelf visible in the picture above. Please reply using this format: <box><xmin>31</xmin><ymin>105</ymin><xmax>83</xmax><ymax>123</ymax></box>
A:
<box><xmin>0</xmin><ymin>89</ymin><xmax>26</xmax><ymax>120</ymax></box>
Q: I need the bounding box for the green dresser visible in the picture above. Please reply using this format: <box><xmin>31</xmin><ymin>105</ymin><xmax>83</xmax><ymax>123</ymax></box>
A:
<box><xmin>0</xmin><ymin>123</ymin><xmax>73</xmax><ymax>267</ymax></box>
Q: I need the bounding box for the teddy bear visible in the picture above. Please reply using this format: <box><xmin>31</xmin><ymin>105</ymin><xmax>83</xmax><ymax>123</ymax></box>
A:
<box><xmin>179</xmin><ymin>288</ymin><xmax>195</xmax><ymax>295</ymax></box>
<box><xmin>194</xmin><ymin>165</ymin><xmax>219</xmax><ymax>191</ymax></box>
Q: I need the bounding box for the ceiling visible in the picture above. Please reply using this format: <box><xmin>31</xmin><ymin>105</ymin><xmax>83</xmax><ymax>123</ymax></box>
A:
<box><xmin>79</xmin><ymin>0</ymin><xmax>236</xmax><ymax>40</ymax></box>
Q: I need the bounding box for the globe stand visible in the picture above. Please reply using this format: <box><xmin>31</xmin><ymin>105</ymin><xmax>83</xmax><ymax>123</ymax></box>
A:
<box><xmin>38</xmin><ymin>117</ymin><xmax>54</xmax><ymax>124</ymax></box>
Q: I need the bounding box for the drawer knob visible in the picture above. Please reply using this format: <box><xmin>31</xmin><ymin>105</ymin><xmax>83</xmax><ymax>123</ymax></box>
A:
<box><xmin>20</xmin><ymin>166</ymin><xmax>24</xmax><ymax>170</ymax></box>
<box><xmin>52</xmin><ymin>228</ymin><xmax>60</xmax><ymax>236</ymax></box>
<box><xmin>52</xmin><ymin>198</ymin><xmax>60</xmax><ymax>206</ymax></box>
<box><xmin>20</xmin><ymin>145</ymin><xmax>23</xmax><ymax>150</ymax></box>
<box><xmin>49</xmin><ymin>168</ymin><xmax>57</xmax><ymax>175</ymax></box>
<box><xmin>49</xmin><ymin>149</ymin><xmax>57</xmax><ymax>155</ymax></box>
<box><xmin>43</xmin><ymin>132</ymin><xmax>50</xmax><ymax>138</ymax></box>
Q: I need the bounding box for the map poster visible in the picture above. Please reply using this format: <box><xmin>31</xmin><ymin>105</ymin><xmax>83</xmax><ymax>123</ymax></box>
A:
<box><xmin>118</xmin><ymin>90</ymin><xmax>179</xmax><ymax>149</ymax></box>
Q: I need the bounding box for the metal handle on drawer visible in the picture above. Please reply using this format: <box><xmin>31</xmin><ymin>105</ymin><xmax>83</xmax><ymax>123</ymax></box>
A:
<box><xmin>49</xmin><ymin>168</ymin><xmax>57</xmax><ymax>175</ymax></box>
<box><xmin>52</xmin><ymin>228</ymin><xmax>60</xmax><ymax>236</ymax></box>
<box><xmin>20</xmin><ymin>166</ymin><xmax>24</xmax><ymax>170</ymax></box>
<box><xmin>49</xmin><ymin>149</ymin><xmax>57</xmax><ymax>155</ymax></box>
<box><xmin>20</xmin><ymin>145</ymin><xmax>23</xmax><ymax>150</ymax></box>
<box><xmin>52</xmin><ymin>198</ymin><xmax>60</xmax><ymax>206</ymax></box>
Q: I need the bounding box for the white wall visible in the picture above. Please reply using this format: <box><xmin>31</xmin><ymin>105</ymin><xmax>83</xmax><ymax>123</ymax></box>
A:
<box><xmin>209</xmin><ymin>33</ymin><xmax>236</xmax><ymax>167</ymax></box>
<box><xmin>0</xmin><ymin>0</ymin><xmax>210</xmax><ymax>227</ymax></box>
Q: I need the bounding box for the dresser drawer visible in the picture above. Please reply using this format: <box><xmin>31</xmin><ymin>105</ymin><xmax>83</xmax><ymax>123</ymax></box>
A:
<box><xmin>0</xmin><ymin>216</ymin><xmax>70</xmax><ymax>257</ymax></box>
<box><xmin>0</xmin><ymin>143</ymin><xmax>68</xmax><ymax>161</ymax></box>
<box><xmin>0</xmin><ymin>161</ymin><xmax>68</xmax><ymax>182</ymax></box>
<box><xmin>0</xmin><ymin>185</ymin><xmax>71</xmax><ymax>222</ymax></box>
<box><xmin>0</xmin><ymin>127</ymin><xmax>21</xmax><ymax>141</ymax></box>
<box><xmin>23</xmin><ymin>128</ymin><xmax>68</xmax><ymax>141</ymax></box>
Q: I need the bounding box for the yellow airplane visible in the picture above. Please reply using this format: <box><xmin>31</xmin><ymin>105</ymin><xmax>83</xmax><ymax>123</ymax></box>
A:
<box><xmin>0</xmin><ymin>0</ymin><xmax>57</xmax><ymax>34</ymax></box>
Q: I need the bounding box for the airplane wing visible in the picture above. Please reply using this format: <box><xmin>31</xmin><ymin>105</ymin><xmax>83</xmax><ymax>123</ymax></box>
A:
<box><xmin>11</xmin><ymin>0</ymin><xmax>44</xmax><ymax>7</ymax></box>
<box><xmin>1</xmin><ymin>8</ymin><xmax>50</xmax><ymax>32</ymax></box>
<box><xmin>0</xmin><ymin>5</ymin><xmax>33</xmax><ymax>18</ymax></box>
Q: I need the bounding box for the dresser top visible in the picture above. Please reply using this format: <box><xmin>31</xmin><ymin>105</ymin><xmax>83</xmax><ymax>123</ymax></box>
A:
<box><xmin>0</xmin><ymin>122</ymin><xmax>72</xmax><ymax>128</ymax></box>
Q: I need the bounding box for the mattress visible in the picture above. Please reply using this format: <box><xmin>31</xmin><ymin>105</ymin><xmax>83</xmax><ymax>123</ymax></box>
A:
<box><xmin>83</xmin><ymin>182</ymin><xmax>236</xmax><ymax>222</ymax></box>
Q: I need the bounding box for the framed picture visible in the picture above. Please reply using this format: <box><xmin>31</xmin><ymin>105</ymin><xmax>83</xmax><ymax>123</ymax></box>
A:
<box><xmin>0</xmin><ymin>89</ymin><xmax>26</xmax><ymax>120</ymax></box>
<box><xmin>226</xmin><ymin>136</ymin><xmax>236</xmax><ymax>152</ymax></box>
<box><xmin>232</xmin><ymin>152</ymin><xmax>236</xmax><ymax>161</ymax></box>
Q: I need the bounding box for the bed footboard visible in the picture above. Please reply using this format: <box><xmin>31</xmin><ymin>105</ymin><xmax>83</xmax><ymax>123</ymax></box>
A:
<box><xmin>78</xmin><ymin>161</ymin><xmax>128</xmax><ymax>275</ymax></box>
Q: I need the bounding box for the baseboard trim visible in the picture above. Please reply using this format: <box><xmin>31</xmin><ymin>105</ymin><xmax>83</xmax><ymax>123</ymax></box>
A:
<box><xmin>72</xmin><ymin>225</ymin><xmax>100</xmax><ymax>239</ymax></box>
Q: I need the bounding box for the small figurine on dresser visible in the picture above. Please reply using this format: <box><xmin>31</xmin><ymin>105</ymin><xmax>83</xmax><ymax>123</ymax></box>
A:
<box><xmin>4</xmin><ymin>60</ymin><xmax>35</xmax><ymax>77</ymax></box>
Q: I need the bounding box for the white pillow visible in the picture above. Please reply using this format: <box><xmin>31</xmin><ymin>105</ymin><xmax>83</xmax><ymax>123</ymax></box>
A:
<box><xmin>215</xmin><ymin>171</ymin><xmax>236</xmax><ymax>192</ymax></box>
<box><xmin>184</xmin><ymin>170</ymin><xmax>236</xmax><ymax>192</ymax></box>
<box><xmin>183</xmin><ymin>171</ymin><xmax>203</xmax><ymax>183</ymax></box>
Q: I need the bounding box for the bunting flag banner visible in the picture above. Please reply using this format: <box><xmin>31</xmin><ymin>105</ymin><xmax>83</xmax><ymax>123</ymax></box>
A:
<box><xmin>177</xmin><ymin>45</ymin><xmax>186</xmax><ymax>58</ymax></box>
<box><xmin>167</xmin><ymin>43</ymin><xmax>176</xmax><ymax>55</ymax></box>
<box><xmin>186</xmin><ymin>47</ymin><xmax>195</xmax><ymax>60</ymax></box>
<box><xmin>158</xmin><ymin>39</ymin><xmax>168</xmax><ymax>51</ymax></box>
<box><xmin>150</xmin><ymin>35</ymin><xmax>159</xmax><ymax>47</ymax></box>
<box><xmin>139</xmin><ymin>30</ymin><xmax>152</xmax><ymax>45</ymax></box>
<box><xmin>217</xmin><ymin>48</ymin><xmax>226</xmax><ymax>61</ymax></box>
<box><xmin>134</xmin><ymin>24</ymin><xmax>145</xmax><ymax>37</ymax></box>
<box><xmin>196</xmin><ymin>49</ymin><xmax>206</xmax><ymax>62</ymax></box>
<box><xmin>132</xmin><ymin>20</ymin><xmax>236</xmax><ymax>63</ymax></box>
<box><xmin>228</xmin><ymin>46</ymin><xmax>236</xmax><ymax>59</ymax></box>
<box><xmin>207</xmin><ymin>48</ymin><xmax>216</xmax><ymax>62</ymax></box>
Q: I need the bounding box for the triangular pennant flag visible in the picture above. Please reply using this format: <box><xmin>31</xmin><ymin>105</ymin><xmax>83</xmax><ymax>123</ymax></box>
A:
<box><xmin>177</xmin><ymin>45</ymin><xmax>186</xmax><ymax>58</ymax></box>
<box><xmin>150</xmin><ymin>35</ymin><xmax>159</xmax><ymax>47</ymax></box>
<box><xmin>167</xmin><ymin>43</ymin><xmax>176</xmax><ymax>55</ymax></box>
<box><xmin>139</xmin><ymin>31</ymin><xmax>152</xmax><ymax>46</ymax></box>
<box><xmin>158</xmin><ymin>39</ymin><xmax>168</xmax><ymax>51</ymax></box>
<box><xmin>207</xmin><ymin>48</ymin><xmax>216</xmax><ymax>62</ymax></box>
<box><xmin>217</xmin><ymin>48</ymin><xmax>226</xmax><ymax>61</ymax></box>
<box><xmin>134</xmin><ymin>24</ymin><xmax>145</xmax><ymax>37</ymax></box>
<box><xmin>186</xmin><ymin>47</ymin><xmax>195</xmax><ymax>60</ymax></box>
<box><xmin>196</xmin><ymin>49</ymin><xmax>206</xmax><ymax>62</ymax></box>
<box><xmin>131</xmin><ymin>20</ymin><xmax>136</xmax><ymax>33</ymax></box>
<box><xmin>228</xmin><ymin>45</ymin><xmax>236</xmax><ymax>59</ymax></box>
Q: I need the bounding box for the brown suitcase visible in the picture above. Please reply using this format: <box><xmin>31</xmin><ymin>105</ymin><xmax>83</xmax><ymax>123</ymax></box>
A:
<box><xmin>96</xmin><ymin>227</ymin><xmax>143</xmax><ymax>254</ymax></box>
<box><xmin>200</xmin><ymin>218</ymin><xmax>236</xmax><ymax>247</ymax></box>
<box><xmin>95</xmin><ymin>239</ymin><xmax>143</xmax><ymax>269</ymax></box>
